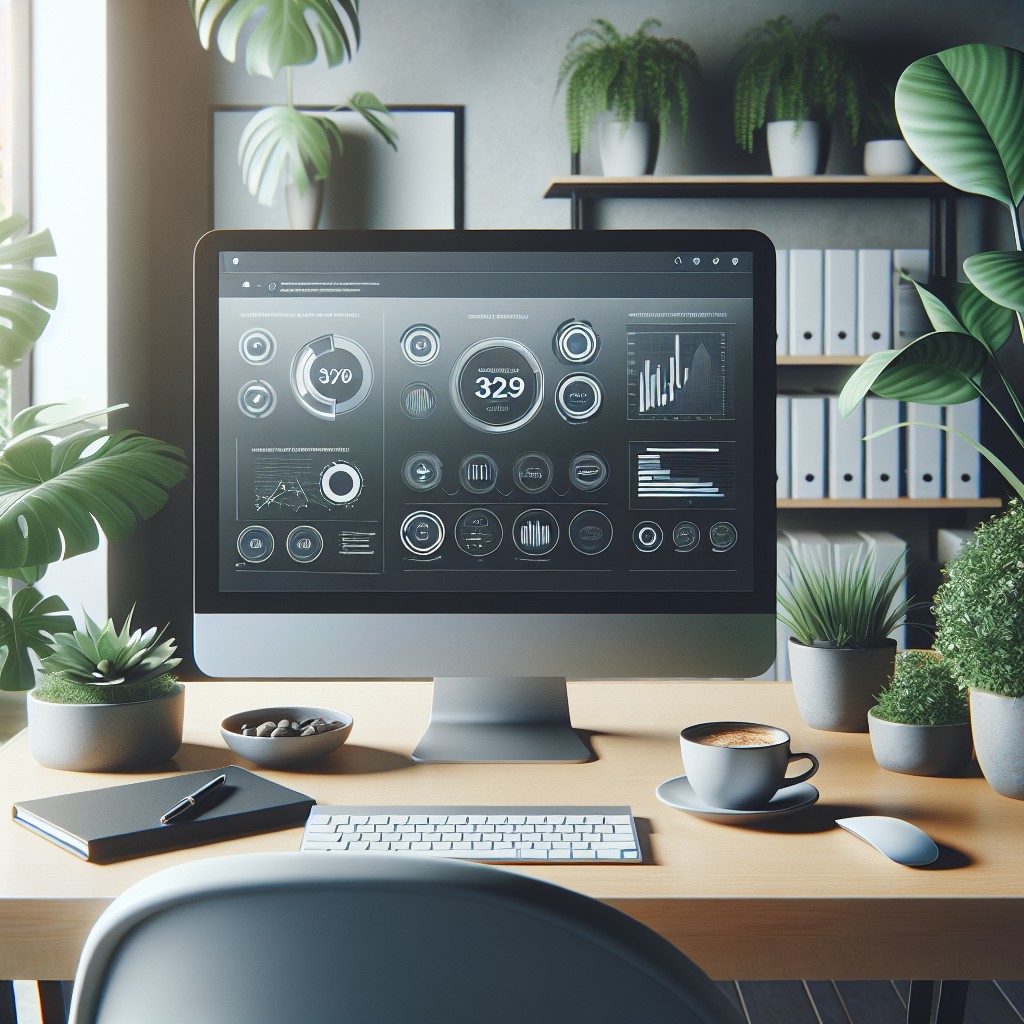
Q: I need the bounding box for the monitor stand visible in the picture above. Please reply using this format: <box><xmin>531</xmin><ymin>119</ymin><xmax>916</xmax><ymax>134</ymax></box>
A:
<box><xmin>411</xmin><ymin>676</ymin><xmax>591</xmax><ymax>763</ymax></box>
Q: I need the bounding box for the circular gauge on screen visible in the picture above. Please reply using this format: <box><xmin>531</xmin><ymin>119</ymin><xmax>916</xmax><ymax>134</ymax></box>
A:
<box><xmin>450</xmin><ymin>339</ymin><xmax>543</xmax><ymax>433</ymax></box>
<box><xmin>291</xmin><ymin>334</ymin><xmax>373</xmax><ymax>420</ymax></box>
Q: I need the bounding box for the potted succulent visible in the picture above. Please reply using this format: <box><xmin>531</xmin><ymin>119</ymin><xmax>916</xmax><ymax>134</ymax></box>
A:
<box><xmin>731</xmin><ymin>13</ymin><xmax>860</xmax><ymax>176</ymax></box>
<box><xmin>778</xmin><ymin>550</ymin><xmax>913</xmax><ymax>731</ymax></box>
<box><xmin>556</xmin><ymin>18</ymin><xmax>700</xmax><ymax>176</ymax></box>
<box><xmin>862</xmin><ymin>84</ymin><xmax>918</xmax><ymax>176</ymax></box>
<box><xmin>27</xmin><ymin>611</ymin><xmax>184</xmax><ymax>771</ymax></box>
<box><xmin>0</xmin><ymin>216</ymin><xmax>188</xmax><ymax>693</ymax></box>
<box><xmin>868</xmin><ymin>650</ymin><xmax>972</xmax><ymax>776</ymax></box>
<box><xmin>838</xmin><ymin>43</ymin><xmax>1024</xmax><ymax>793</ymax></box>
<box><xmin>189</xmin><ymin>0</ymin><xmax>398</xmax><ymax>225</ymax></box>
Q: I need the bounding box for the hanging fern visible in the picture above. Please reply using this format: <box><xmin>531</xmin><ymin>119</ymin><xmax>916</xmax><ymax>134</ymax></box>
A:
<box><xmin>732</xmin><ymin>14</ymin><xmax>860</xmax><ymax>153</ymax></box>
<box><xmin>556</xmin><ymin>18</ymin><xmax>700</xmax><ymax>156</ymax></box>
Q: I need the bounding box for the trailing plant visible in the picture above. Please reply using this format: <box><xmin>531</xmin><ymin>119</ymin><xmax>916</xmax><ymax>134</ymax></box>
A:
<box><xmin>933</xmin><ymin>499</ymin><xmax>1024</xmax><ymax>697</ymax></box>
<box><xmin>33</xmin><ymin>610</ymin><xmax>181</xmax><ymax>705</ymax></box>
<box><xmin>189</xmin><ymin>0</ymin><xmax>397</xmax><ymax>206</ymax></box>
<box><xmin>731</xmin><ymin>13</ymin><xmax>860</xmax><ymax>153</ymax></box>
<box><xmin>556</xmin><ymin>18</ymin><xmax>699</xmax><ymax>156</ymax></box>
<box><xmin>872</xmin><ymin>650</ymin><xmax>968</xmax><ymax>726</ymax></box>
<box><xmin>839</xmin><ymin>44</ymin><xmax>1024</xmax><ymax>500</ymax></box>
<box><xmin>778</xmin><ymin>550</ymin><xmax>913</xmax><ymax>648</ymax></box>
<box><xmin>0</xmin><ymin>218</ymin><xmax>188</xmax><ymax>690</ymax></box>
<box><xmin>863</xmin><ymin>83</ymin><xmax>900</xmax><ymax>141</ymax></box>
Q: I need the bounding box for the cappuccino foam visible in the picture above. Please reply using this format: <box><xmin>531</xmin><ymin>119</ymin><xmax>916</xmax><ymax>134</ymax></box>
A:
<box><xmin>695</xmin><ymin>726</ymin><xmax>779</xmax><ymax>748</ymax></box>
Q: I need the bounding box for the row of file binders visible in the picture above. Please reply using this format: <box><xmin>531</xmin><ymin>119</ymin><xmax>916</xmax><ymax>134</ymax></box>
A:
<box><xmin>777</xmin><ymin>248</ymin><xmax>931</xmax><ymax>356</ymax></box>
<box><xmin>777</xmin><ymin>396</ymin><xmax>982</xmax><ymax>500</ymax></box>
<box><xmin>755</xmin><ymin>529</ymin><xmax>910</xmax><ymax>682</ymax></box>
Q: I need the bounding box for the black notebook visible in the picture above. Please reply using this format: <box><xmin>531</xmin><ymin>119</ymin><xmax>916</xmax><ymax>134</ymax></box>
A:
<box><xmin>12</xmin><ymin>766</ymin><xmax>315</xmax><ymax>863</ymax></box>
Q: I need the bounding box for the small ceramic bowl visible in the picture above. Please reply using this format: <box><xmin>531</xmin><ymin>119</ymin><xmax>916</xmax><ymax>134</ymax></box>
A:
<box><xmin>220</xmin><ymin>705</ymin><xmax>353</xmax><ymax>769</ymax></box>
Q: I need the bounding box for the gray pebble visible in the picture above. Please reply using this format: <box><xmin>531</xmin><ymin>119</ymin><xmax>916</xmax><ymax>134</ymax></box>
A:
<box><xmin>255</xmin><ymin>723</ymin><xmax>275</xmax><ymax>737</ymax></box>
<box><xmin>300</xmin><ymin>725</ymin><xmax>316</xmax><ymax>736</ymax></box>
<box><xmin>270</xmin><ymin>726</ymin><xmax>291</xmax><ymax>737</ymax></box>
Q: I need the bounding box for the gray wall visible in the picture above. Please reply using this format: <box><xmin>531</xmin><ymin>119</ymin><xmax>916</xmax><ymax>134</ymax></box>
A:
<box><xmin>104</xmin><ymin>0</ymin><xmax>1024</xmax><ymax>668</ymax></box>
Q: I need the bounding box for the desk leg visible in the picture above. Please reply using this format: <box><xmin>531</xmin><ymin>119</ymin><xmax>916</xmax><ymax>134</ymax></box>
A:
<box><xmin>1</xmin><ymin>981</ymin><xmax>16</xmax><ymax>1024</ymax></box>
<box><xmin>36</xmin><ymin>981</ymin><xmax>71</xmax><ymax>1024</ymax></box>
<box><xmin>906</xmin><ymin>980</ymin><xmax>970</xmax><ymax>1024</ymax></box>
<box><xmin>907</xmin><ymin>981</ymin><xmax>935</xmax><ymax>1024</ymax></box>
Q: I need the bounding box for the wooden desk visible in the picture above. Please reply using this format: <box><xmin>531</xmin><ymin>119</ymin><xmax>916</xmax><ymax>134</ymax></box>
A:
<box><xmin>2</xmin><ymin>681</ymin><xmax>1022</xmax><ymax>985</ymax></box>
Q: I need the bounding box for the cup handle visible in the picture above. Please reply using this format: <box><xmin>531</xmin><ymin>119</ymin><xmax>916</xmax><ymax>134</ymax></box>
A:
<box><xmin>785</xmin><ymin>751</ymin><xmax>819</xmax><ymax>786</ymax></box>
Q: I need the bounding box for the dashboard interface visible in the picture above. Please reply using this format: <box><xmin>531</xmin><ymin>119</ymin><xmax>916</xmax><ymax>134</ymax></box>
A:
<box><xmin>195</xmin><ymin>231</ymin><xmax>775</xmax><ymax>617</ymax></box>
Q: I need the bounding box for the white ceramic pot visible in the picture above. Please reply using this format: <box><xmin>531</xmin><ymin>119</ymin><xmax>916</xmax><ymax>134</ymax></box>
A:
<box><xmin>28</xmin><ymin>683</ymin><xmax>185</xmax><ymax>772</ymax></box>
<box><xmin>766</xmin><ymin>120</ymin><xmax>822</xmax><ymax>177</ymax></box>
<box><xmin>788</xmin><ymin>638</ymin><xmax>897</xmax><ymax>732</ymax></box>
<box><xmin>863</xmin><ymin>139</ymin><xmax>918</xmax><ymax>176</ymax></box>
<box><xmin>285</xmin><ymin>179</ymin><xmax>325</xmax><ymax>229</ymax></box>
<box><xmin>970</xmin><ymin>688</ymin><xmax>1024</xmax><ymax>799</ymax></box>
<box><xmin>868</xmin><ymin>710</ymin><xmax>973</xmax><ymax>776</ymax></box>
<box><xmin>598</xmin><ymin>119</ymin><xmax>654</xmax><ymax>176</ymax></box>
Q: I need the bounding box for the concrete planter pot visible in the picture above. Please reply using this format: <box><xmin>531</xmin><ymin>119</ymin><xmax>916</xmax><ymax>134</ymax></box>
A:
<box><xmin>766</xmin><ymin>120</ymin><xmax>823</xmax><ymax>176</ymax></box>
<box><xmin>598</xmin><ymin>119</ymin><xmax>656</xmax><ymax>176</ymax></box>
<box><xmin>970</xmin><ymin>689</ymin><xmax>1024</xmax><ymax>799</ymax></box>
<box><xmin>27</xmin><ymin>682</ymin><xmax>185</xmax><ymax>772</ymax></box>
<box><xmin>788</xmin><ymin>638</ymin><xmax>897</xmax><ymax>732</ymax></box>
<box><xmin>868</xmin><ymin>709</ymin><xmax>973</xmax><ymax>776</ymax></box>
<box><xmin>863</xmin><ymin>139</ymin><xmax>918</xmax><ymax>176</ymax></box>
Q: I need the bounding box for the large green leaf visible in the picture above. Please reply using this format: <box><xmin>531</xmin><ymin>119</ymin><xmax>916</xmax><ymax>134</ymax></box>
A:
<box><xmin>895</xmin><ymin>44</ymin><xmax>1024</xmax><ymax>207</ymax></box>
<box><xmin>189</xmin><ymin>0</ymin><xmax>360</xmax><ymax>78</ymax></box>
<box><xmin>0</xmin><ymin>587</ymin><xmax>74</xmax><ymax>691</ymax></box>
<box><xmin>905</xmin><ymin>275</ymin><xmax>1014</xmax><ymax>354</ymax></box>
<box><xmin>0</xmin><ymin>214</ymin><xmax>58</xmax><ymax>370</ymax></box>
<box><xmin>0</xmin><ymin>429</ymin><xmax>188</xmax><ymax>571</ymax></box>
<box><xmin>839</xmin><ymin>331</ymin><xmax>990</xmax><ymax>416</ymax></box>
<box><xmin>348</xmin><ymin>91</ymin><xmax>399</xmax><ymax>151</ymax></box>
<box><xmin>963</xmin><ymin>250</ymin><xmax>1024</xmax><ymax>314</ymax></box>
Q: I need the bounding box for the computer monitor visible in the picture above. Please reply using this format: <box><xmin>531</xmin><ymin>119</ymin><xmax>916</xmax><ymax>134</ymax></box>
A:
<box><xmin>193</xmin><ymin>229</ymin><xmax>776</xmax><ymax>763</ymax></box>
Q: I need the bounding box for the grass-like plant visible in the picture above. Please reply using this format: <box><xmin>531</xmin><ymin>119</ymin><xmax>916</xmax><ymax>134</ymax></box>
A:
<box><xmin>556</xmin><ymin>18</ymin><xmax>700</xmax><ymax>157</ymax></box>
<box><xmin>778</xmin><ymin>550</ymin><xmax>913</xmax><ymax>648</ymax></box>
<box><xmin>873</xmin><ymin>650</ymin><xmax>968</xmax><ymax>726</ymax></box>
<box><xmin>933</xmin><ymin>499</ymin><xmax>1024</xmax><ymax>697</ymax></box>
<box><xmin>731</xmin><ymin>13</ymin><xmax>860</xmax><ymax>153</ymax></box>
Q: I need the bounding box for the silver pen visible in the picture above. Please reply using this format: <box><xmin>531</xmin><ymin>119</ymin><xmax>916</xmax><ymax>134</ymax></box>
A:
<box><xmin>160</xmin><ymin>774</ymin><xmax>227</xmax><ymax>825</ymax></box>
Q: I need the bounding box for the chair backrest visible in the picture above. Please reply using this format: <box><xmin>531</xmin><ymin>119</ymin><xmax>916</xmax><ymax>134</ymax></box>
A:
<box><xmin>69</xmin><ymin>852</ymin><xmax>741</xmax><ymax>1024</ymax></box>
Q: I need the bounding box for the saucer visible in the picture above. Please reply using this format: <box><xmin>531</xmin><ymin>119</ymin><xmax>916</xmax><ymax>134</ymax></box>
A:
<box><xmin>655</xmin><ymin>775</ymin><xmax>819</xmax><ymax>824</ymax></box>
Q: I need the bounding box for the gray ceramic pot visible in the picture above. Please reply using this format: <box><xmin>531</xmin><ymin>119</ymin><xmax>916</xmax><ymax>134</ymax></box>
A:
<box><xmin>970</xmin><ymin>688</ymin><xmax>1024</xmax><ymax>800</ymax></box>
<box><xmin>868</xmin><ymin>710</ymin><xmax>973</xmax><ymax>776</ymax></box>
<box><xmin>788</xmin><ymin>639</ymin><xmax>897</xmax><ymax>732</ymax></box>
<box><xmin>27</xmin><ymin>683</ymin><xmax>185</xmax><ymax>772</ymax></box>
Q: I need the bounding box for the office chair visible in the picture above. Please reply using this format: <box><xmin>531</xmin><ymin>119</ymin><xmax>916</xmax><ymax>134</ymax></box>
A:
<box><xmin>68</xmin><ymin>852</ymin><xmax>741</xmax><ymax>1024</ymax></box>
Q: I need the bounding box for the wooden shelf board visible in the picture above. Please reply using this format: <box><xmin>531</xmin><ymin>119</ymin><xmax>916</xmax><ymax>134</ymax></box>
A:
<box><xmin>777</xmin><ymin>355</ymin><xmax>866</xmax><ymax>366</ymax></box>
<box><xmin>778</xmin><ymin>498</ymin><xmax>1002</xmax><ymax>510</ymax></box>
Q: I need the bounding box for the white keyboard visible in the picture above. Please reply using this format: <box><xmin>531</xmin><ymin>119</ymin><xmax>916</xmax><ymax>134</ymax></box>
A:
<box><xmin>300</xmin><ymin>805</ymin><xmax>642</xmax><ymax>863</ymax></box>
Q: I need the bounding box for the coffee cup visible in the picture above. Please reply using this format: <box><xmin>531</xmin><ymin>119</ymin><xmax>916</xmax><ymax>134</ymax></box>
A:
<box><xmin>680</xmin><ymin>721</ymin><xmax>819</xmax><ymax>810</ymax></box>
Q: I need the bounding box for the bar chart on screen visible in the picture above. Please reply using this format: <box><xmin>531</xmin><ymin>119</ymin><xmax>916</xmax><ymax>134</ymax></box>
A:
<box><xmin>627</xmin><ymin>330</ymin><xmax>732</xmax><ymax>419</ymax></box>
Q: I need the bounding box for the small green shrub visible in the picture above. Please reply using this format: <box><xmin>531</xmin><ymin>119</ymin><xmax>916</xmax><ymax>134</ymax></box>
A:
<box><xmin>873</xmin><ymin>650</ymin><xmax>968</xmax><ymax>726</ymax></box>
<box><xmin>934</xmin><ymin>500</ymin><xmax>1024</xmax><ymax>697</ymax></box>
<box><xmin>32</xmin><ymin>672</ymin><xmax>180</xmax><ymax>705</ymax></box>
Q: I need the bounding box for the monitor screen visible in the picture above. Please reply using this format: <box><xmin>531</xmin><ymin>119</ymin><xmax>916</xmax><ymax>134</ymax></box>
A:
<box><xmin>194</xmin><ymin>229</ymin><xmax>777</xmax><ymax>761</ymax></box>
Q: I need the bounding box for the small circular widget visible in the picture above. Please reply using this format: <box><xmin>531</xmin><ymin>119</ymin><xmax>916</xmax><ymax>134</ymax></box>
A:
<box><xmin>400</xmin><ymin>324</ymin><xmax>440</xmax><ymax>364</ymax></box>
<box><xmin>400</xmin><ymin>511</ymin><xmax>445</xmax><ymax>556</ymax></box>
<box><xmin>513</xmin><ymin>509</ymin><xmax>559</xmax><ymax>557</ymax></box>
<box><xmin>320</xmin><ymin>461</ymin><xmax>363</xmax><ymax>505</ymax></box>
<box><xmin>403</xmin><ymin>452</ymin><xmax>443</xmax><ymax>492</ymax></box>
<box><xmin>450</xmin><ymin>339</ymin><xmax>544</xmax><ymax>433</ymax></box>
<box><xmin>513</xmin><ymin>451</ymin><xmax>554</xmax><ymax>494</ymax></box>
<box><xmin>555</xmin><ymin>373</ymin><xmax>602</xmax><ymax>422</ymax></box>
<box><xmin>401</xmin><ymin>382</ymin><xmax>436</xmax><ymax>419</ymax></box>
<box><xmin>455</xmin><ymin>508</ymin><xmax>503</xmax><ymax>556</ymax></box>
<box><xmin>237</xmin><ymin>525</ymin><xmax>274</xmax><ymax>563</ymax></box>
<box><xmin>568</xmin><ymin>451</ymin><xmax>608</xmax><ymax>491</ymax></box>
<box><xmin>286</xmin><ymin>525</ymin><xmax>324</xmax><ymax>563</ymax></box>
<box><xmin>632</xmin><ymin>521</ymin><xmax>663</xmax><ymax>553</ymax></box>
<box><xmin>291</xmin><ymin>334</ymin><xmax>373</xmax><ymax>420</ymax></box>
<box><xmin>672</xmin><ymin>521</ymin><xmax>700</xmax><ymax>553</ymax></box>
<box><xmin>709</xmin><ymin>521</ymin><xmax>738</xmax><ymax>552</ymax></box>
<box><xmin>238</xmin><ymin>380</ymin><xmax>276</xmax><ymax>418</ymax></box>
<box><xmin>553</xmin><ymin>319</ymin><xmax>600</xmax><ymax>364</ymax></box>
<box><xmin>239</xmin><ymin>328</ymin><xmax>276</xmax><ymax>365</ymax></box>
<box><xmin>459</xmin><ymin>452</ymin><xmax>499</xmax><ymax>494</ymax></box>
<box><xmin>569</xmin><ymin>510</ymin><xmax>613</xmax><ymax>556</ymax></box>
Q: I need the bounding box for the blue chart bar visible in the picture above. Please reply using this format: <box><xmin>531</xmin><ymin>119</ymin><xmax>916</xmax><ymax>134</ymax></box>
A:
<box><xmin>627</xmin><ymin>331</ymin><xmax>731</xmax><ymax>419</ymax></box>
<box><xmin>631</xmin><ymin>443</ymin><xmax>736</xmax><ymax>508</ymax></box>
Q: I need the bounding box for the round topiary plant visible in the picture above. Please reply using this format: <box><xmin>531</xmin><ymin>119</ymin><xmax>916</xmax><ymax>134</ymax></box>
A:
<box><xmin>933</xmin><ymin>500</ymin><xmax>1024</xmax><ymax>697</ymax></box>
<box><xmin>873</xmin><ymin>650</ymin><xmax>968</xmax><ymax>726</ymax></box>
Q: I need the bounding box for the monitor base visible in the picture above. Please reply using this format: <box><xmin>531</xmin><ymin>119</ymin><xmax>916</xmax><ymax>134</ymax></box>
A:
<box><xmin>411</xmin><ymin>676</ymin><xmax>591</xmax><ymax>763</ymax></box>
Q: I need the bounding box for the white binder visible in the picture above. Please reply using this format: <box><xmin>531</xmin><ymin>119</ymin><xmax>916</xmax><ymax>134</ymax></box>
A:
<box><xmin>776</xmin><ymin>248</ymin><xmax>789</xmax><ymax>356</ymax></box>
<box><xmin>824</xmin><ymin>249</ymin><xmax>857</xmax><ymax>355</ymax></box>
<box><xmin>788</xmin><ymin>249</ymin><xmax>823</xmax><ymax>355</ymax></box>
<box><xmin>828</xmin><ymin>531</ymin><xmax>870</xmax><ymax>575</ymax></box>
<box><xmin>906</xmin><ymin>402</ymin><xmax>943</xmax><ymax>499</ymax></box>
<box><xmin>857</xmin><ymin>530</ymin><xmax>909</xmax><ymax>647</ymax></box>
<box><xmin>776</xmin><ymin>395</ymin><xmax>791</xmax><ymax>499</ymax></box>
<box><xmin>944</xmin><ymin>401</ymin><xmax>982</xmax><ymax>498</ymax></box>
<box><xmin>864</xmin><ymin>397</ymin><xmax>901</xmax><ymax>499</ymax></box>
<box><xmin>893</xmin><ymin>248</ymin><xmax>930</xmax><ymax>348</ymax></box>
<box><xmin>937</xmin><ymin>527</ymin><xmax>973</xmax><ymax>565</ymax></box>
<box><xmin>828</xmin><ymin>397</ymin><xmax>864</xmax><ymax>498</ymax></box>
<box><xmin>857</xmin><ymin>249</ymin><xmax>893</xmax><ymax>354</ymax></box>
<box><xmin>790</xmin><ymin>397</ymin><xmax>826</xmax><ymax>498</ymax></box>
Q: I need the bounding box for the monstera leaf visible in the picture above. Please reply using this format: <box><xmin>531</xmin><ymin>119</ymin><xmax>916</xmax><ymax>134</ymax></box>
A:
<box><xmin>0</xmin><ymin>587</ymin><xmax>74</xmax><ymax>691</ymax></box>
<box><xmin>189</xmin><ymin>0</ymin><xmax>361</xmax><ymax>78</ymax></box>
<box><xmin>0</xmin><ymin>427</ymin><xmax>188</xmax><ymax>572</ymax></box>
<box><xmin>0</xmin><ymin>214</ymin><xmax>58</xmax><ymax>371</ymax></box>
<box><xmin>895</xmin><ymin>44</ymin><xmax>1024</xmax><ymax>208</ymax></box>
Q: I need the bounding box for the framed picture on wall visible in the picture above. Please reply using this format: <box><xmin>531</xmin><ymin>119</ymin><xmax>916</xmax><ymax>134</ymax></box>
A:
<box><xmin>210</xmin><ymin>105</ymin><xmax>464</xmax><ymax>229</ymax></box>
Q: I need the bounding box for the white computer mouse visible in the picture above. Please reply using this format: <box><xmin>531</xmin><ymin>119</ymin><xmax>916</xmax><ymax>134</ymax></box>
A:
<box><xmin>835</xmin><ymin>816</ymin><xmax>940</xmax><ymax>867</ymax></box>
